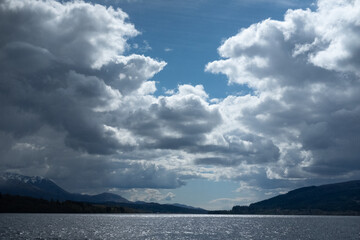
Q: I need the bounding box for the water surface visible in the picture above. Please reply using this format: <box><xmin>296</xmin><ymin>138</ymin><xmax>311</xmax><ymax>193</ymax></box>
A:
<box><xmin>1</xmin><ymin>214</ymin><xmax>359</xmax><ymax>239</ymax></box>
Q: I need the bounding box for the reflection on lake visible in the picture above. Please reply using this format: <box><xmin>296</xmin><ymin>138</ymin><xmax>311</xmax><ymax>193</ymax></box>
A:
<box><xmin>1</xmin><ymin>214</ymin><xmax>359</xmax><ymax>239</ymax></box>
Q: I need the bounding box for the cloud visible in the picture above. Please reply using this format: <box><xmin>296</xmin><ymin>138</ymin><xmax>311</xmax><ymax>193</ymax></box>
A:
<box><xmin>206</xmin><ymin>0</ymin><xmax>360</xmax><ymax>182</ymax></box>
<box><xmin>210</xmin><ymin>197</ymin><xmax>254</xmax><ymax>205</ymax></box>
<box><xmin>0</xmin><ymin>0</ymin><xmax>151</xmax><ymax>155</ymax></box>
<box><xmin>122</xmin><ymin>84</ymin><xmax>222</xmax><ymax>150</ymax></box>
<box><xmin>0</xmin><ymin>0</ymin><xmax>224</xmax><ymax>194</ymax></box>
<box><xmin>0</xmin><ymin>0</ymin><xmax>173</xmax><ymax>190</ymax></box>
<box><xmin>101</xmin><ymin>54</ymin><xmax>166</xmax><ymax>95</ymax></box>
<box><xmin>120</xmin><ymin>189</ymin><xmax>176</xmax><ymax>202</ymax></box>
<box><xmin>209</xmin><ymin>197</ymin><xmax>256</xmax><ymax>210</ymax></box>
<box><xmin>0</xmin><ymin>0</ymin><xmax>138</xmax><ymax>69</ymax></box>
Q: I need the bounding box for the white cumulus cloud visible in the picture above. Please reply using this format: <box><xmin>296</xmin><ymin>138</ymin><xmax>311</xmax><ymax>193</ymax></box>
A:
<box><xmin>205</xmin><ymin>0</ymin><xmax>360</xmax><ymax>188</ymax></box>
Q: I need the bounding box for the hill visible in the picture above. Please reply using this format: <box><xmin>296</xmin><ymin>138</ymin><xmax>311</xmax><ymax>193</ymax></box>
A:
<box><xmin>230</xmin><ymin>180</ymin><xmax>360</xmax><ymax>215</ymax></box>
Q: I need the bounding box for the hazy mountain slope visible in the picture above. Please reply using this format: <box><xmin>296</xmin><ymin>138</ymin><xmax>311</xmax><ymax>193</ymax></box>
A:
<box><xmin>249</xmin><ymin>180</ymin><xmax>360</xmax><ymax>211</ymax></box>
<box><xmin>229</xmin><ymin>180</ymin><xmax>360</xmax><ymax>214</ymax></box>
<box><xmin>0</xmin><ymin>172</ymin><xmax>70</xmax><ymax>201</ymax></box>
<box><xmin>0</xmin><ymin>173</ymin><xmax>206</xmax><ymax>213</ymax></box>
<box><xmin>0</xmin><ymin>172</ymin><xmax>129</xmax><ymax>203</ymax></box>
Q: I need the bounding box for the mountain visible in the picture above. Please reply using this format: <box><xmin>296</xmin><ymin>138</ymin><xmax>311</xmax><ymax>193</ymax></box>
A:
<box><xmin>104</xmin><ymin>202</ymin><xmax>208</xmax><ymax>214</ymax></box>
<box><xmin>0</xmin><ymin>172</ymin><xmax>129</xmax><ymax>203</ymax></box>
<box><xmin>133</xmin><ymin>201</ymin><xmax>206</xmax><ymax>211</ymax></box>
<box><xmin>230</xmin><ymin>180</ymin><xmax>360</xmax><ymax>215</ymax></box>
<box><xmin>0</xmin><ymin>172</ymin><xmax>207</xmax><ymax>214</ymax></box>
<box><xmin>0</xmin><ymin>194</ymin><xmax>140</xmax><ymax>214</ymax></box>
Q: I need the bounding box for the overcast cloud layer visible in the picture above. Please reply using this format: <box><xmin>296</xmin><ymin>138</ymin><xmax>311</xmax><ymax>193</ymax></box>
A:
<box><xmin>1</xmin><ymin>0</ymin><xmax>359</xmax><ymax>205</ymax></box>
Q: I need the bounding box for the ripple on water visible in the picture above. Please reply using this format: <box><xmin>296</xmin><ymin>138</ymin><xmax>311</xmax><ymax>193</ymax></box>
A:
<box><xmin>0</xmin><ymin>214</ymin><xmax>359</xmax><ymax>240</ymax></box>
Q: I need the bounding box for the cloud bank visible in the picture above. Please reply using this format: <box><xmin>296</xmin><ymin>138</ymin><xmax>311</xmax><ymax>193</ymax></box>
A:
<box><xmin>1</xmin><ymin>0</ymin><xmax>359</xmax><ymax>204</ymax></box>
<box><xmin>206</xmin><ymin>0</ymin><xmax>360</xmax><ymax>184</ymax></box>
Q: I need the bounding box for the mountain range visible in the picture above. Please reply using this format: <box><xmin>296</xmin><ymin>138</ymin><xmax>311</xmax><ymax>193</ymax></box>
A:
<box><xmin>0</xmin><ymin>172</ymin><xmax>129</xmax><ymax>204</ymax></box>
<box><xmin>0</xmin><ymin>172</ymin><xmax>207</xmax><ymax>213</ymax></box>
<box><xmin>1</xmin><ymin>172</ymin><xmax>360</xmax><ymax>215</ymax></box>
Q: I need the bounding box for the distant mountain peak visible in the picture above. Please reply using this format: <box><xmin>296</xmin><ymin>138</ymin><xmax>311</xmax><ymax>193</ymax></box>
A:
<box><xmin>0</xmin><ymin>173</ymin><xmax>208</xmax><ymax>214</ymax></box>
<box><xmin>1</xmin><ymin>172</ymin><xmax>46</xmax><ymax>184</ymax></box>
<box><xmin>0</xmin><ymin>172</ymin><xmax>130</xmax><ymax>204</ymax></box>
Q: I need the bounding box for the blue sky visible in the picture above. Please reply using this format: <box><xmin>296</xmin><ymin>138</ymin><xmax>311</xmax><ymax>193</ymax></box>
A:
<box><xmin>1</xmin><ymin>0</ymin><xmax>360</xmax><ymax>210</ymax></box>
<box><xmin>120</xmin><ymin>0</ymin><xmax>315</xmax><ymax>99</ymax></box>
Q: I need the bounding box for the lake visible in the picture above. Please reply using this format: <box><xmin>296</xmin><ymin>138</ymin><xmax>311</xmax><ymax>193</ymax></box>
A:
<box><xmin>0</xmin><ymin>214</ymin><xmax>359</xmax><ymax>239</ymax></box>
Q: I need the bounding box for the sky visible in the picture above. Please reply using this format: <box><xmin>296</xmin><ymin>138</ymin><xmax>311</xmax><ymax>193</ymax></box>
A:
<box><xmin>0</xmin><ymin>0</ymin><xmax>359</xmax><ymax>210</ymax></box>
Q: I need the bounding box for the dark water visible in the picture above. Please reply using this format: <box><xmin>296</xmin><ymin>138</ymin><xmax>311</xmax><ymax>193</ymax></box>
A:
<box><xmin>0</xmin><ymin>214</ymin><xmax>359</xmax><ymax>239</ymax></box>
